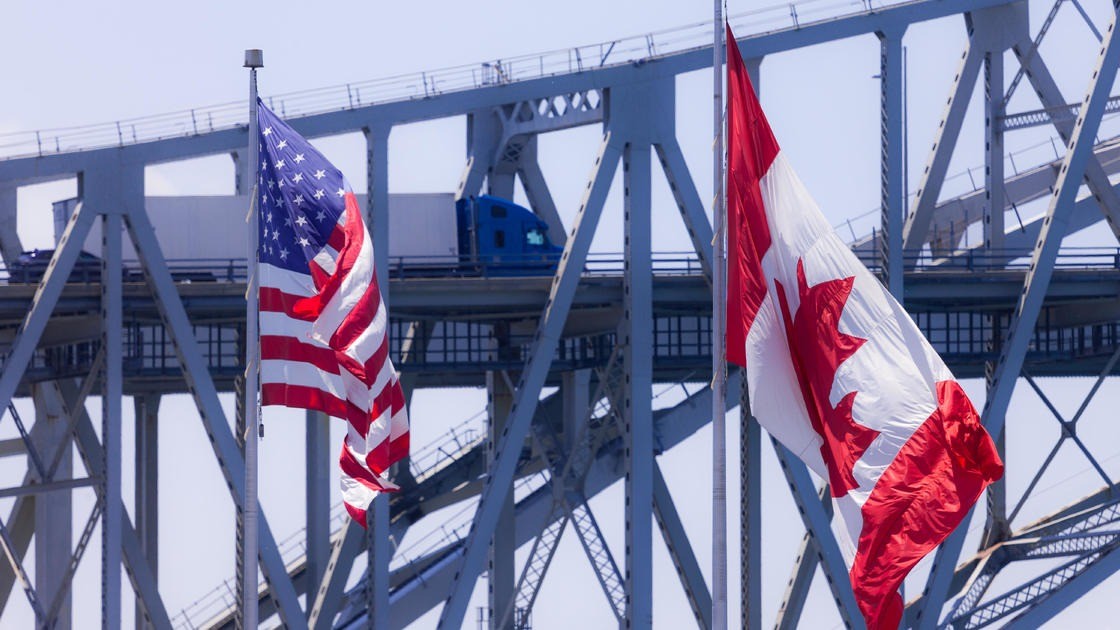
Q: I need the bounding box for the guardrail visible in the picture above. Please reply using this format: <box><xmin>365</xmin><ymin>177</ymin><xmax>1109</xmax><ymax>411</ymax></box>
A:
<box><xmin>4</xmin><ymin>247</ymin><xmax>1120</xmax><ymax>286</ymax></box>
<box><xmin>0</xmin><ymin>0</ymin><xmax>907</xmax><ymax>160</ymax></box>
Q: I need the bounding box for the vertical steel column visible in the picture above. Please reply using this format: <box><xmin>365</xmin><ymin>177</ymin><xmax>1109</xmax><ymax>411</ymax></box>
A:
<box><xmin>134</xmin><ymin>394</ymin><xmax>160</xmax><ymax>630</ymax></box>
<box><xmin>561</xmin><ymin>370</ymin><xmax>590</xmax><ymax>455</ymax></box>
<box><xmin>305</xmin><ymin>410</ymin><xmax>330</xmax><ymax>603</ymax></box>
<box><xmin>364</xmin><ymin>124</ymin><xmax>391</xmax><ymax>630</ymax></box>
<box><xmin>982</xmin><ymin>43</ymin><xmax>1007</xmax><ymax>548</ymax></box>
<box><xmin>100</xmin><ymin>189</ymin><xmax>124</xmax><ymax>630</ymax></box>
<box><xmin>623</xmin><ymin>141</ymin><xmax>654</xmax><ymax>629</ymax></box>
<box><xmin>0</xmin><ymin>185</ymin><xmax>21</xmax><ymax>267</ymax></box>
<box><xmin>741</xmin><ymin>56</ymin><xmax>762</xmax><ymax>630</ymax></box>
<box><xmin>32</xmin><ymin>384</ymin><xmax>72</xmax><ymax>630</ymax></box>
<box><xmin>232</xmin><ymin>151</ymin><xmax>250</xmax><ymax>196</ymax></box>
<box><xmin>878</xmin><ymin>28</ymin><xmax>906</xmax><ymax>297</ymax></box>
<box><xmin>740</xmin><ymin>386</ymin><xmax>761</xmax><ymax>630</ymax></box>
<box><xmin>983</xmin><ymin>50</ymin><xmax>1005</xmax><ymax>251</ymax></box>
<box><xmin>486</xmin><ymin>366</ymin><xmax>516</xmax><ymax>629</ymax></box>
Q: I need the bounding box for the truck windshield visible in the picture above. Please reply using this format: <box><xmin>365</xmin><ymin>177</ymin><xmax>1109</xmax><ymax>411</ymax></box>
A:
<box><xmin>525</xmin><ymin>228</ymin><xmax>545</xmax><ymax>246</ymax></box>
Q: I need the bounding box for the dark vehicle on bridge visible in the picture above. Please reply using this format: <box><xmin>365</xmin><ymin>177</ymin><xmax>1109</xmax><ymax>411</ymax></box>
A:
<box><xmin>6</xmin><ymin>249</ymin><xmax>217</xmax><ymax>284</ymax></box>
<box><xmin>7</xmin><ymin>249</ymin><xmax>104</xmax><ymax>284</ymax></box>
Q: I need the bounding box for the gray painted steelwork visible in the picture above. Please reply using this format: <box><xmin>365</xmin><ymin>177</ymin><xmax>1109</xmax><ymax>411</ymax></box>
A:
<box><xmin>2</xmin><ymin>0</ymin><xmax>1120</xmax><ymax>628</ymax></box>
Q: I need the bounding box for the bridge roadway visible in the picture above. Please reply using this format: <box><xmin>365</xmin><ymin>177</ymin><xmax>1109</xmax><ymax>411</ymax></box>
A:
<box><xmin>3</xmin><ymin>258</ymin><xmax>1120</xmax><ymax>399</ymax></box>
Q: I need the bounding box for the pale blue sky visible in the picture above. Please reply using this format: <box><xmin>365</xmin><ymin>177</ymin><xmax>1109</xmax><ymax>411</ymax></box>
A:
<box><xmin>2</xmin><ymin>0</ymin><xmax>1119</xmax><ymax>628</ymax></box>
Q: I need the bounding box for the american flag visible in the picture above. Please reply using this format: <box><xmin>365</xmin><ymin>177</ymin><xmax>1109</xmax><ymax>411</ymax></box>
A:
<box><xmin>255</xmin><ymin>100</ymin><xmax>409</xmax><ymax>525</ymax></box>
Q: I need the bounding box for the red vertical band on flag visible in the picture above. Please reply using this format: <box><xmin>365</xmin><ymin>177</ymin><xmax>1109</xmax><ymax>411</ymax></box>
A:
<box><xmin>725</xmin><ymin>24</ymin><xmax>780</xmax><ymax>366</ymax></box>
<box><xmin>852</xmin><ymin>380</ymin><xmax>1002</xmax><ymax>629</ymax></box>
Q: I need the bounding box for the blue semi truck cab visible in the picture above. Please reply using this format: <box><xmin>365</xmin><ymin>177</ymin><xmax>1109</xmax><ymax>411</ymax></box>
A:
<box><xmin>455</xmin><ymin>195</ymin><xmax>563</xmax><ymax>275</ymax></box>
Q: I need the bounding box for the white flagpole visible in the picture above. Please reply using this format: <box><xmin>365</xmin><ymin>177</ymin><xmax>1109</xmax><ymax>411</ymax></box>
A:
<box><xmin>243</xmin><ymin>48</ymin><xmax>263</xmax><ymax>630</ymax></box>
<box><xmin>711</xmin><ymin>6</ymin><xmax>728</xmax><ymax>630</ymax></box>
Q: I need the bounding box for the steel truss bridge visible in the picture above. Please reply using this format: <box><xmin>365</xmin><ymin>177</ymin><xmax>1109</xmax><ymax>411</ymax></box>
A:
<box><xmin>1</xmin><ymin>0</ymin><xmax>1119</xmax><ymax>628</ymax></box>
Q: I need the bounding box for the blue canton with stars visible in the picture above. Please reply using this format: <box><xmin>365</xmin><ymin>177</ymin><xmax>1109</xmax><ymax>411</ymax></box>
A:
<box><xmin>256</xmin><ymin>100</ymin><xmax>351</xmax><ymax>274</ymax></box>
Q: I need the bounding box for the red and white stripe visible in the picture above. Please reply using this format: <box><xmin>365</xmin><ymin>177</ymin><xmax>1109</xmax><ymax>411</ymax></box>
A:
<box><xmin>261</xmin><ymin>191</ymin><xmax>409</xmax><ymax>526</ymax></box>
<box><xmin>724</xmin><ymin>25</ymin><xmax>1002</xmax><ymax>629</ymax></box>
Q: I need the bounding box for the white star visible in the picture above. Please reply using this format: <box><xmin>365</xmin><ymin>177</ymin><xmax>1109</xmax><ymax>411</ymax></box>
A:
<box><xmin>315</xmin><ymin>210</ymin><xmax>327</xmax><ymax>222</ymax></box>
<box><xmin>293</xmin><ymin>173</ymin><xmax>304</xmax><ymax>183</ymax></box>
<box><xmin>261</xmin><ymin>193</ymin><xmax>267</xmax><ymax>203</ymax></box>
<box><xmin>267</xmin><ymin>179</ymin><xmax>275</xmax><ymax>189</ymax></box>
<box><xmin>261</xmin><ymin>162</ymin><xmax>267</xmax><ymax>171</ymax></box>
<box><xmin>266</xmin><ymin>212</ymin><xmax>273</xmax><ymax>223</ymax></box>
<box><xmin>262</xmin><ymin>225</ymin><xmax>268</xmax><ymax>238</ymax></box>
<box><xmin>293</xmin><ymin>195</ymin><xmax>305</xmax><ymax>206</ymax></box>
<box><xmin>284</xmin><ymin>217</ymin><xmax>293</xmax><ymax>228</ymax></box>
<box><xmin>277</xmin><ymin>139</ymin><xmax>288</xmax><ymax>150</ymax></box>
<box><xmin>275</xmin><ymin>159</ymin><xmax>285</xmax><ymax>169</ymax></box>
<box><xmin>314</xmin><ymin>169</ymin><xmax>326</xmax><ymax>180</ymax></box>
<box><xmin>296</xmin><ymin>215</ymin><xmax>308</xmax><ymax>227</ymax></box>
<box><xmin>298</xmin><ymin>237</ymin><xmax>310</xmax><ymax>247</ymax></box>
<box><xmin>262</xmin><ymin>127</ymin><xmax>273</xmax><ymax>136</ymax></box>
<box><xmin>294</xmin><ymin>153</ymin><xmax>306</xmax><ymax>164</ymax></box>
<box><xmin>314</xmin><ymin>189</ymin><xmax>325</xmax><ymax>200</ymax></box>
<box><xmin>336</xmin><ymin>188</ymin><xmax>345</xmax><ymax>197</ymax></box>
<box><xmin>259</xmin><ymin>174</ymin><xmax>264</xmax><ymax>184</ymax></box>
<box><xmin>279</xmin><ymin>247</ymin><xmax>289</xmax><ymax>261</ymax></box>
<box><xmin>278</xmin><ymin>179</ymin><xmax>286</xmax><ymax>189</ymax></box>
<box><xmin>272</xmin><ymin>230</ymin><xmax>279</xmax><ymax>241</ymax></box>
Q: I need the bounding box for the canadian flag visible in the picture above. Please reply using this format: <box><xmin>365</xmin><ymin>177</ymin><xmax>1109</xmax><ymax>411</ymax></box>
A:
<box><xmin>724</xmin><ymin>25</ymin><xmax>1004</xmax><ymax>629</ymax></box>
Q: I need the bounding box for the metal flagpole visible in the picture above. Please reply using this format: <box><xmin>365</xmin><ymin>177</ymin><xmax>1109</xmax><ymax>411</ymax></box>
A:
<box><xmin>243</xmin><ymin>48</ymin><xmax>263</xmax><ymax>630</ymax></box>
<box><xmin>711</xmin><ymin>5</ymin><xmax>728</xmax><ymax>630</ymax></box>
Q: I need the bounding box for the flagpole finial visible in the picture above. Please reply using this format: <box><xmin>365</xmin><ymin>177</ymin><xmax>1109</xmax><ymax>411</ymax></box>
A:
<box><xmin>244</xmin><ymin>49</ymin><xmax>264</xmax><ymax>69</ymax></box>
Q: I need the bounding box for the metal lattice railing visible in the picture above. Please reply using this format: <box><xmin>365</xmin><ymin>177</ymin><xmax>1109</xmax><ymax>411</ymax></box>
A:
<box><xmin>0</xmin><ymin>0</ymin><xmax>907</xmax><ymax>160</ymax></box>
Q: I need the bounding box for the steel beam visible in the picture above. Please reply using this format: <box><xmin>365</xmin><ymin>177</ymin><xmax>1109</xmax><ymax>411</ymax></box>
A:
<box><xmin>305</xmin><ymin>411</ymin><xmax>330</xmax><ymax>609</ymax></box>
<box><xmin>487</xmin><ymin>369</ymin><xmax>516</xmax><ymax>629</ymax></box>
<box><xmin>654</xmin><ymin>140</ymin><xmax>714</xmax><ymax>281</ymax></box>
<box><xmin>740</xmin><ymin>397</ymin><xmax>761</xmax><ymax>630</ymax></box>
<box><xmin>516</xmin><ymin>146</ymin><xmax>566</xmax><ymax>247</ymax></box>
<box><xmin>773</xmin><ymin>441</ymin><xmax>865</xmax><ymax>629</ymax></box>
<box><xmin>1013</xmin><ymin>41</ymin><xmax>1120</xmax><ymax>241</ymax></box>
<box><xmin>91</xmin><ymin>166</ymin><xmax>130</xmax><ymax>630</ymax></box>
<box><xmin>308</xmin><ymin>522</ymin><xmax>364</xmax><ymax>630</ymax></box>
<box><xmin>878</xmin><ymin>27</ymin><xmax>906</xmax><ymax>296</ymax></box>
<box><xmin>122</xmin><ymin>203</ymin><xmax>307</xmax><ymax>628</ymax></box>
<box><xmin>0</xmin><ymin>185</ymin><xmax>20</xmax><ymax>266</ymax></box>
<box><xmin>903</xmin><ymin>37</ymin><xmax>983</xmax><ymax>253</ymax></box>
<box><xmin>30</xmin><ymin>383</ymin><xmax>72</xmax><ymax>630</ymax></box>
<box><xmin>60</xmin><ymin>379</ymin><xmax>172</xmax><ymax>629</ymax></box>
<box><xmin>134</xmin><ymin>394</ymin><xmax>159</xmax><ymax>630</ymax></box>
<box><xmin>983</xmin><ymin>0</ymin><xmax>1120</xmax><ymax>453</ymax></box>
<box><xmin>984</xmin><ymin>46</ymin><xmax>1005</xmax><ymax>251</ymax></box>
<box><xmin>622</xmin><ymin>139</ymin><xmax>654</xmax><ymax>629</ymax></box>
<box><xmin>0</xmin><ymin>200</ymin><xmax>96</xmax><ymax>417</ymax></box>
<box><xmin>435</xmin><ymin>132</ymin><xmax>622</xmax><ymax>629</ymax></box>
<box><xmin>367</xmin><ymin>373</ymin><xmax>742</xmax><ymax>628</ymax></box>
<box><xmin>0</xmin><ymin>0</ymin><xmax>1021</xmax><ymax>185</ymax></box>
<box><xmin>774</xmin><ymin>488</ymin><xmax>832</xmax><ymax>630</ymax></box>
<box><xmin>652</xmin><ymin>464</ymin><xmax>712</xmax><ymax>629</ymax></box>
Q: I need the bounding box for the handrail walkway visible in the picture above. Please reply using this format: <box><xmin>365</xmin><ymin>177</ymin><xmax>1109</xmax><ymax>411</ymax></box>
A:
<box><xmin>0</xmin><ymin>0</ymin><xmax>907</xmax><ymax>160</ymax></box>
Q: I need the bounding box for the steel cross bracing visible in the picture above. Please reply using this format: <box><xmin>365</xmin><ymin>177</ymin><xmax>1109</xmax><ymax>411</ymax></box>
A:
<box><xmin>2</xmin><ymin>0</ymin><xmax>1120</xmax><ymax>628</ymax></box>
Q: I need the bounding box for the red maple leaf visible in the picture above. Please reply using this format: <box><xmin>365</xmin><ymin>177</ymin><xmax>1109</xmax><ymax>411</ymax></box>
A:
<box><xmin>775</xmin><ymin>259</ymin><xmax>879</xmax><ymax>497</ymax></box>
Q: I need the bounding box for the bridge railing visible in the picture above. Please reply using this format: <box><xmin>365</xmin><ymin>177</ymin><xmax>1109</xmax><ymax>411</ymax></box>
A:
<box><xmin>836</xmin><ymin>131</ymin><xmax>1120</xmax><ymax>246</ymax></box>
<box><xmin>5</xmin><ymin>247</ymin><xmax>1120</xmax><ymax>285</ymax></box>
<box><xmin>0</xmin><ymin>0</ymin><xmax>906</xmax><ymax>160</ymax></box>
